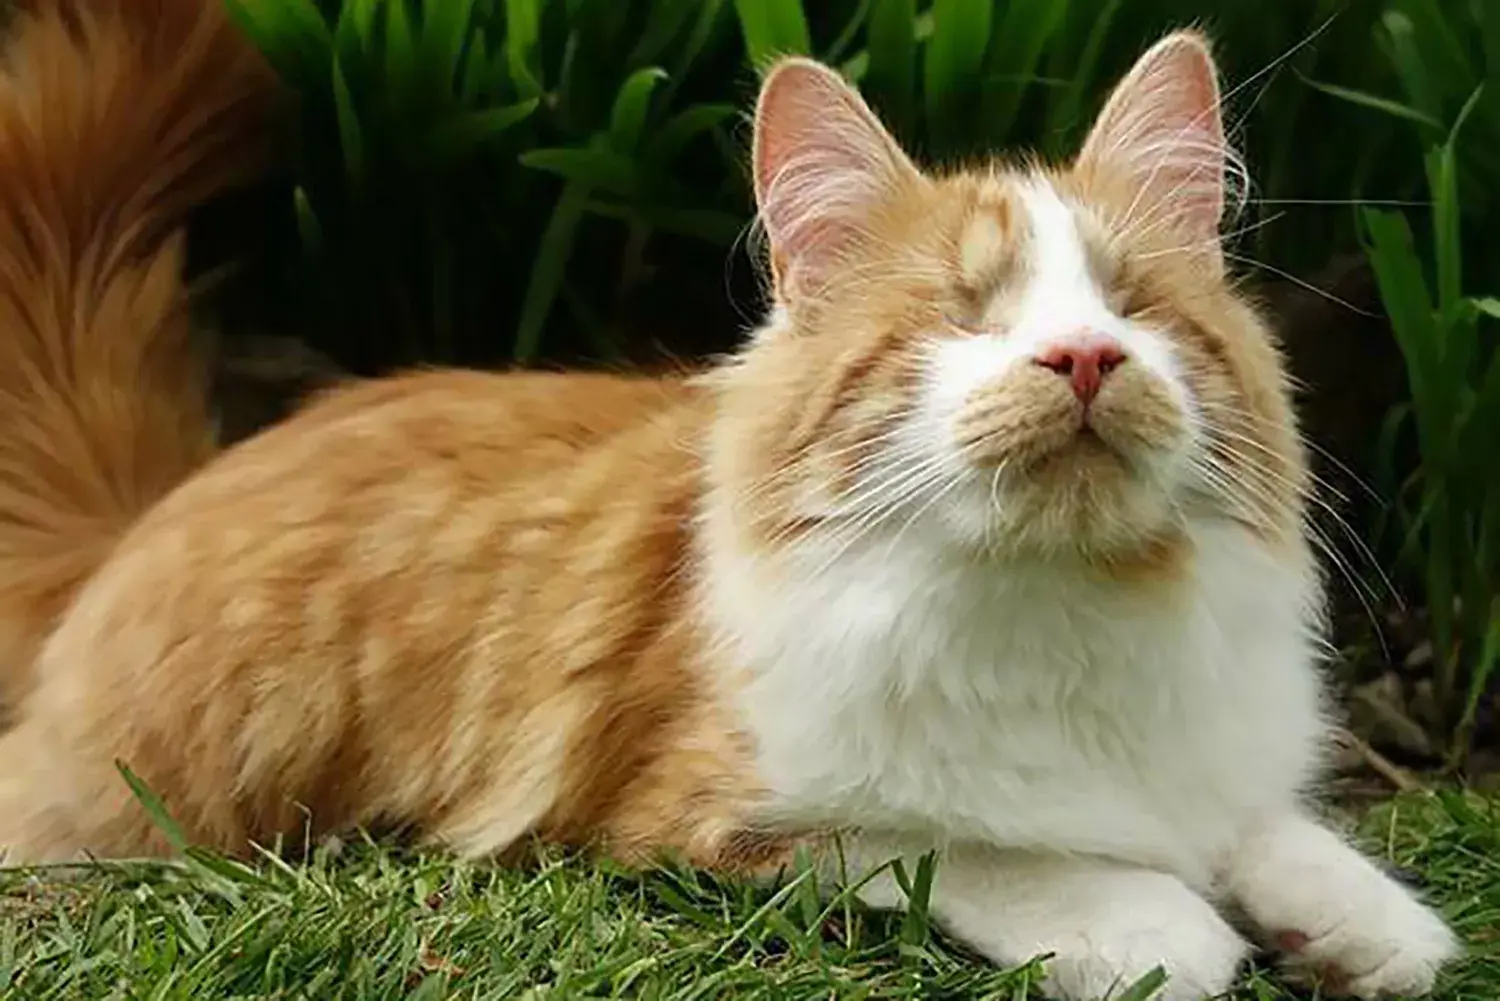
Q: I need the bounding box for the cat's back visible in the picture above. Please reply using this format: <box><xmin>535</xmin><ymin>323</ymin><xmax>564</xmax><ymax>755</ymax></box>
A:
<box><xmin>95</xmin><ymin>366</ymin><xmax>708</xmax><ymax>646</ymax></box>
<box><xmin>30</xmin><ymin>367</ymin><xmax>729</xmax><ymax>855</ymax></box>
<box><xmin>281</xmin><ymin>366</ymin><xmax>701</xmax><ymax>470</ymax></box>
<box><xmin>166</xmin><ymin>366</ymin><xmax>702</xmax><ymax>523</ymax></box>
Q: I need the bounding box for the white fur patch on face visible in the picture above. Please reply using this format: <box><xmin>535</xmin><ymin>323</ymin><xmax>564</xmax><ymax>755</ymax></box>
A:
<box><xmin>919</xmin><ymin>178</ymin><xmax>1192</xmax><ymax>458</ymax></box>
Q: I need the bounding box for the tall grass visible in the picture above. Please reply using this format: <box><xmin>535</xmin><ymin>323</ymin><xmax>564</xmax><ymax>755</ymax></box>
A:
<box><xmin>1335</xmin><ymin>0</ymin><xmax>1498</xmax><ymax>766</ymax></box>
<box><xmin>221</xmin><ymin>0</ymin><xmax>748</xmax><ymax>370</ymax></box>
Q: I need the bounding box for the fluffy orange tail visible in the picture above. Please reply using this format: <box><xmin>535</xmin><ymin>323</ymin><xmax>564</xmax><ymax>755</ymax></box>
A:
<box><xmin>0</xmin><ymin>0</ymin><xmax>278</xmax><ymax>710</ymax></box>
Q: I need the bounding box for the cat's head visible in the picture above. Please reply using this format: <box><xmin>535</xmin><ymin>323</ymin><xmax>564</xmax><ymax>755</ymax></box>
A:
<box><xmin>709</xmin><ymin>31</ymin><xmax>1309</xmax><ymax>569</ymax></box>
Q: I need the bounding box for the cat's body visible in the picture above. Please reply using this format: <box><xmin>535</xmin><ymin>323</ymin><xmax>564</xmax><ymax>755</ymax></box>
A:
<box><xmin>0</xmin><ymin>2</ymin><xmax>1462</xmax><ymax>998</ymax></box>
<box><xmin>8</xmin><ymin>369</ymin><xmax>769</xmax><ymax>867</ymax></box>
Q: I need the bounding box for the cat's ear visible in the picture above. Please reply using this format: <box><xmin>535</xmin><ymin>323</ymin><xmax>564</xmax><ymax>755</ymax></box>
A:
<box><xmin>753</xmin><ymin>57</ymin><xmax>920</xmax><ymax>303</ymax></box>
<box><xmin>1076</xmin><ymin>31</ymin><xmax>1230</xmax><ymax>271</ymax></box>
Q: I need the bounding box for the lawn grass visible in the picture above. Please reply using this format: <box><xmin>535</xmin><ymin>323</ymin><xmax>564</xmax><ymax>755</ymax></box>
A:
<box><xmin>2</xmin><ymin>792</ymin><xmax>1495</xmax><ymax>1000</ymax></box>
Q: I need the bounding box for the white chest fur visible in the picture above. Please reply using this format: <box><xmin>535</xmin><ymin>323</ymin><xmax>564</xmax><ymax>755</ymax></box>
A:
<box><xmin>701</xmin><ymin>518</ymin><xmax>1329</xmax><ymax>889</ymax></box>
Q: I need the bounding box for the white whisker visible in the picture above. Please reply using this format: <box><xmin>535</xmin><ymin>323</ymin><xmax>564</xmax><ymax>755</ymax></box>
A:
<box><xmin>1222</xmin><ymin>251</ymin><xmax>1380</xmax><ymax>317</ymax></box>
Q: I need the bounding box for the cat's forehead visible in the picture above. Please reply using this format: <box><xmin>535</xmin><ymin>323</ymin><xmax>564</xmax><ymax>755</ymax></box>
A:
<box><xmin>935</xmin><ymin>168</ymin><xmax>1118</xmax><ymax>306</ymax></box>
<box><xmin>953</xmin><ymin>179</ymin><xmax>1027</xmax><ymax>293</ymax></box>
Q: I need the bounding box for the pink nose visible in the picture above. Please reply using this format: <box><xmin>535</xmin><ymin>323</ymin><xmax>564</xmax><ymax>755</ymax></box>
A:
<box><xmin>1033</xmin><ymin>333</ymin><xmax>1127</xmax><ymax>405</ymax></box>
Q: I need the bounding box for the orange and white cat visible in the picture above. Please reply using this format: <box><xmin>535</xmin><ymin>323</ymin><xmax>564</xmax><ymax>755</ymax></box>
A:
<box><xmin>0</xmin><ymin>1</ymin><xmax>1458</xmax><ymax>998</ymax></box>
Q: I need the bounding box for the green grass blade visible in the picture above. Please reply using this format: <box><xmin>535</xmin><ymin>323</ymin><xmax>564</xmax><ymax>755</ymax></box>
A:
<box><xmin>1483</xmin><ymin>0</ymin><xmax>1500</xmax><ymax>132</ymax></box>
<box><xmin>1394</xmin><ymin>0</ymin><xmax>1477</xmax><ymax>111</ymax></box>
<box><xmin>504</xmin><ymin>0</ymin><xmax>544</xmax><ymax>98</ymax></box>
<box><xmin>982</xmin><ymin>0</ymin><xmax>1069</xmax><ymax>142</ymax></box>
<box><xmin>1453</xmin><ymin>590</ymin><xmax>1499</xmax><ymax>755</ymax></box>
<box><xmin>1427</xmin><ymin>85</ymin><xmax>1484</xmax><ymax>379</ymax></box>
<box><xmin>629</xmin><ymin>0</ymin><xmax>699</xmax><ymax>66</ymax></box>
<box><xmin>384</xmin><ymin>0</ymin><xmax>420</xmax><ymax>116</ymax></box>
<box><xmin>116</xmin><ymin>762</ymin><xmax>189</xmax><ymax>853</ymax></box>
<box><xmin>1458</xmin><ymin>328</ymin><xmax>1500</xmax><ymax>553</ymax></box>
<box><xmin>331</xmin><ymin>56</ymin><xmax>364</xmax><ymax>185</ymax></box>
<box><xmin>902</xmin><ymin>851</ymin><xmax>937</xmax><ymax>948</ymax></box>
<box><xmin>425</xmin><ymin>99</ymin><xmax>538</xmax><ymax>160</ymax></box>
<box><xmin>293</xmin><ymin>186</ymin><xmax>324</xmax><ymax>258</ymax></box>
<box><xmin>791</xmin><ymin>844</ymin><xmax>821</xmax><ymax>933</ymax></box>
<box><xmin>923</xmin><ymin>0</ymin><xmax>992</xmax><ymax>152</ymax></box>
<box><xmin>865</xmin><ymin>0</ymin><xmax>917</xmax><ymax>139</ymax></box>
<box><xmin>1362</xmin><ymin>207</ymin><xmax>1441</xmax><ymax>447</ymax></box>
<box><xmin>1046</xmin><ymin>0</ymin><xmax>1124</xmax><ymax>143</ymax></box>
<box><xmin>610</xmin><ymin>67</ymin><xmax>670</xmax><ymax>154</ymax></box>
<box><xmin>333</xmin><ymin>0</ymin><xmax>374</xmax><ymax>68</ymax></box>
<box><xmin>222</xmin><ymin>0</ymin><xmax>334</xmax><ymax>85</ymax></box>
<box><xmin>460</xmin><ymin>32</ymin><xmax>490</xmax><ymax>101</ymax></box>
<box><xmin>1425</xmin><ymin>142</ymin><xmax>1461</xmax><ymax>321</ymax></box>
<box><xmin>1383</xmin><ymin>9</ymin><xmax>1443</xmax><ymax>125</ymax></box>
<box><xmin>710</xmin><ymin>864</ymin><xmax>818</xmax><ymax>961</ymax></box>
<box><xmin>667</xmin><ymin>0</ymin><xmax>728</xmax><ymax>91</ymax></box>
<box><xmin>514</xmin><ymin>183</ymin><xmax>591</xmax><ymax>363</ymax></box>
<box><xmin>420</xmin><ymin>0</ymin><xmax>478</xmax><ymax>96</ymax></box>
<box><xmin>733</xmin><ymin>0</ymin><xmax>812</xmax><ymax>69</ymax></box>
<box><xmin>343</xmin><ymin>0</ymin><xmax>381</xmax><ymax>53</ymax></box>
<box><xmin>520</xmin><ymin>147</ymin><xmax>637</xmax><ymax>195</ymax></box>
<box><xmin>824</xmin><ymin>0</ymin><xmax>873</xmax><ymax>66</ymax></box>
<box><xmin>1448</xmin><ymin>82</ymin><xmax>1488</xmax><ymax>143</ymax></box>
<box><xmin>1300</xmin><ymin>75</ymin><xmax>1445</xmax><ymax>131</ymax></box>
<box><xmin>648</xmin><ymin>104</ymin><xmax>740</xmax><ymax>166</ymax></box>
<box><xmin>1115</xmin><ymin>967</ymin><xmax>1171</xmax><ymax>1001</ymax></box>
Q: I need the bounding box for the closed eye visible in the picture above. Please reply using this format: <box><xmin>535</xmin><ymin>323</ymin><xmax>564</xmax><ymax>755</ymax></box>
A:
<box><xmin>1108</xmin><ymin>277</ymin><xmax>1158</xmax><ymax>321</ymax></box>
<box><xmin>945</xmin><ymin>312</ymin><xmax>981</xmax><ymax>335</ymax></box>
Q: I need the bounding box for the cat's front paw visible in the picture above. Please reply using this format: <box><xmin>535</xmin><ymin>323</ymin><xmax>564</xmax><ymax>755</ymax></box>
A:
<box><xmin>1228</xmin><ymin>816</ymin><xmax>1460</xmax><ymax>998</ymax></box>
<box><xmin>1260</xmin><ymin>885</ymin><xmax>1456</xmax><ymax>998</ymax></box>
<box><xmin>1034</xmin><ymin>889</ymin><xmax>1248</xmax><ymax>1001</ymax></box>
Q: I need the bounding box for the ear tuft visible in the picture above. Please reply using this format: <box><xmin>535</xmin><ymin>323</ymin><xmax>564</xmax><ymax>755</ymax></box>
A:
<box><xmin>1076</xmin><ymin>30</ymin><xmax>1237</xmax><ymax>270</ymax></box>
<box><xmin>752</xmin><ymin>57</ymin><xmax>919</xmax><ymax>302</ymax></box>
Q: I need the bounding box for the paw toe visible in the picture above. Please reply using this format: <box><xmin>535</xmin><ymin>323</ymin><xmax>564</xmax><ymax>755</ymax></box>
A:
<box><xmin>1274</xmin><ymin>912</ymin><xmax>1458</xmax><ymax>998</ymax></box>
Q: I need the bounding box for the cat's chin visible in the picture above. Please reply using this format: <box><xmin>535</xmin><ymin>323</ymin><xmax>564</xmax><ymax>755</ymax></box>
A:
<box><xmin>942</xmin><ymin>444</ymin><xmax>1185</xmax><ymax>562</ymax></box>
<box><xmin>1019</xmin><ymin>426</ymin><xmax>1126</xmax><ymax>479</ymax></box>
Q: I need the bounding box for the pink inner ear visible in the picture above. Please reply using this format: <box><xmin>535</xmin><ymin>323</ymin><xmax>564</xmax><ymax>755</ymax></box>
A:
<box><xmin>1079</xmin><ymin>33</ymin><xmax>1230</xmax><ymax>255</ymax></box>
<box><xmin>752</xmin><ymin>60</ymin><xmax>915</xmax><ymax>299</ymax></box>
<box><xmin>754</xmin><ymin>89</ymin><xmax>872</xmax><ymax>260</ymax></box>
